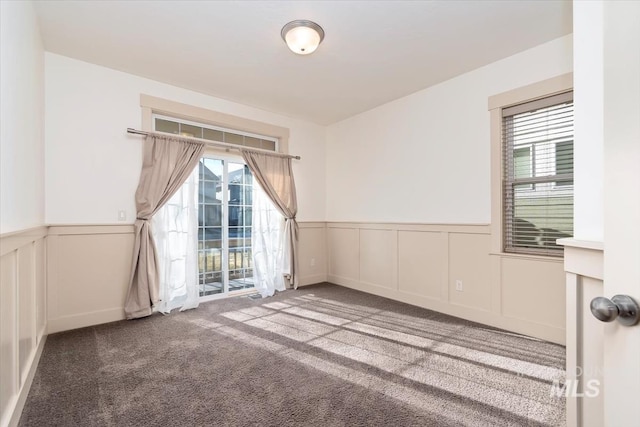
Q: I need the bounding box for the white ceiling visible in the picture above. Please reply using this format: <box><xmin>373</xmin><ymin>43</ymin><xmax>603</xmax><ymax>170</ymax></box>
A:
<box><xmin>34</xmin><ymin>1</ymin><xmax>572</xmax><ymax>125</ymax></box>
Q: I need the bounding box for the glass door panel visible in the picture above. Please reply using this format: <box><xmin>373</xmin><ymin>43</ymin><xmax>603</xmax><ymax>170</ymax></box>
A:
<box><xmin>227</xmin><ymin>162</ymin><xmax>254</xmax><ymax>291</ymax></box>
<box><xmin>198</xmin><ymin>157</ymin><xmax>254</xmax><ymax>298</ymax></box>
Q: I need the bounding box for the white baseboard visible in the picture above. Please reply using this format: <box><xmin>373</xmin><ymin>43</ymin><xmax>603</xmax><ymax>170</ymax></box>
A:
<box><xmin>298</xmin><ymin>274</ymin><xmax>327</xmax><ymax>287</ymax></box>
<box><xmin>48</xmin><ymin>308</ymin><xmax>125</xmax><ymax>334</ymax></box>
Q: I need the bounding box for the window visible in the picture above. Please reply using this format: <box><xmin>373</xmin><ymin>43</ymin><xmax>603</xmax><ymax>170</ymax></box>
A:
<box><xmin>154</xmin><ymin>115</ymin><xmax>278</xmax><ymax>152</ymax></box>
<box><xmin>502</xmin><ymin>91</ymin><xmax>574</xmax><ymax>256</ymax></box>
<box><xmin>152</xmin><ymin>115</ymin><xmax>276</xmax><ymax>299</ymax></box>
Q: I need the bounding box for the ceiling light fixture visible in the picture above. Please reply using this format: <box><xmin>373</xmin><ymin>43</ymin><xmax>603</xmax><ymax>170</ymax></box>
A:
<box><xmin>281</xmin><ymin>20</ymin><xmax>325</xmax><ymax>55</ymax></box>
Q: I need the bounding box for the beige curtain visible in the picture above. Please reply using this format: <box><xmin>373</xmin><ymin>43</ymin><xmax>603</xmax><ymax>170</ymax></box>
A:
<box><xmin>241</xmin><ymin>151</ymin><xmax>299</xmax><ymax>288</ymax></box>
<box><xmin>124</xmin><ymin>135</ymin><xmax>205</xmax><ymax>319</ymax></box>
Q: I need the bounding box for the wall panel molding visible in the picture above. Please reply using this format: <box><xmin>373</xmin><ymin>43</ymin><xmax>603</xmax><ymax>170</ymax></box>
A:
<box><xmin>1</xmin><ymin>221</ymin><xmax>567</xmax><ymax>425</ymax></box>
<box><xmin>327</xmin><ymin>221</ymin><xmax>566</xmax><ymax>344</ymax></box>
<box><xmin>295</xmin><ymin>221</ymin><xmax>327</xmax><ymax>287</ymax></box>
<box><xmin>45</xmin><ymin>222</ymin><xmax>328</xmax><ymax>333</ymax></box>
<box><xmin>0</xmin><ymin>227</ymin><xmax>47</xmax><ymax>427</ymax></box>
<box><xmin>47</xmin><ymin>225</ymin><xmax>135</xmax><ymax>334</ymax></box>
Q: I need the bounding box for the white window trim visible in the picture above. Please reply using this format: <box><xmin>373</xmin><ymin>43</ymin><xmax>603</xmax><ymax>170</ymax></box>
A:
<box><xmin>139</xmin><ymin>94</ymin><xmax>290</xmax><ymax>155</ymax></box>
<box><xmin>488</xmin><ymin>73</ymin><xmax>573</xmax><ymax>259</ymax></box>
<box><xmin>153</xmin><ymin>113</ymin><xmax>279</xmax><ymax>151</ymax></box>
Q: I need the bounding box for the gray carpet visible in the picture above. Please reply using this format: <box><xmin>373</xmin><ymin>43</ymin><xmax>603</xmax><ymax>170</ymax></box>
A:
<box><xmin>19</xmin><ymin>283</ymin><xmax>565</xmax><ymax>426</ymax></box>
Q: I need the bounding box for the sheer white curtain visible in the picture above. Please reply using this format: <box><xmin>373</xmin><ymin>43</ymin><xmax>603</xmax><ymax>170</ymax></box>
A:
<box><xmin>251</xmin><ymin>180</ymin><xmax>285</xmax><ymax>298</ymax></box>
<box><xmin>242</xmin><ymin>151</ymin><xmax>299</xmax><ymax>288</ymax></box>
<box><xmin>151</xmin><ymin>166</ymin><xmax>200</xmax><ymax>313</ymax></box>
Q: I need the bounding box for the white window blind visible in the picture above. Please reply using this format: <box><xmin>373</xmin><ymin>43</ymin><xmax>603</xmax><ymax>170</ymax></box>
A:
<box><xmin>502</xmin><ymin>91</ymin><xmax>574</xmax><ymax>256</ymax></box>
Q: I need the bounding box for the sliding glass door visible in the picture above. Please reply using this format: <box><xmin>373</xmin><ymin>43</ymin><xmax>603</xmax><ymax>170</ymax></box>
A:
<box><xmin>198</xmin><ymin>156</ymin><xmax>254</xmax><ymax>299</ymax></box>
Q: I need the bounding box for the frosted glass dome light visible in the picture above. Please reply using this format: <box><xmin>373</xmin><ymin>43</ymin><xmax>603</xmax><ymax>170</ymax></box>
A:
<box><xmin>281</xmin><ymin>20</ymin><xmax>325</xmax><ymax>55</ymax></box>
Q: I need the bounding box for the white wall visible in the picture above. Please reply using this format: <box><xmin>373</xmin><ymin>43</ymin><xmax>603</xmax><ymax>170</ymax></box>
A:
<box><xmin>0</xmin><ymin>1</ymin><xmax>45</xmax><ymax>234</ymax></box>
<box><xmin>573</xmin><ymin>1</ymin><xmax>604</xmax><ymax>242</ymax></box>
<box><xmin>44</xmin><ymin>53</ymin><xmax>326</xmax><ymax>224</ymax></box>
<box><xmin>326</xmin><ymin>35</ymin><xmax>573</xmax><ymax>223</ymax></box>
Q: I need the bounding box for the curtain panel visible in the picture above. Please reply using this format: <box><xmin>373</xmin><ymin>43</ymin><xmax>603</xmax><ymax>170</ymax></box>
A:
<box><xmin>152</xmin><ymin>166</ymin><xmax>200</xmax><ymax>313</ymax></box>
<box><xmin>241</xmin><ymin>150</ymin><xmax>299</xmax><ymax>288</ymax></box>
<box><xmin>251</xmin><ymin>182</ymin><xmax>285</xmax><ymax>297</ymax></box>
<box><xmin>124</xmin><ymin>135</ymin><xmax>205</xmax><ymax>319</ymax></box>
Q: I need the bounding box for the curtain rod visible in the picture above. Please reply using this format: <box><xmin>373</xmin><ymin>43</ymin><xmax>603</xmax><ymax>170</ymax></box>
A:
<box><xmin>126</xmin><ymin>128</ymin><xmax>301</xmax><ymax>160</ymax></box>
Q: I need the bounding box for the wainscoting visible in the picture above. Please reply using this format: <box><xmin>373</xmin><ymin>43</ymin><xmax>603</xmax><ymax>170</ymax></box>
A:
<box><xmin>47</xmin><ymin>225</ymin><xmax>135</xmax><ymax>334</ymax></box>
<box><xmin>297</xmin><ymin>222</ymin><xmax>328</xmax><ymax>286</ymax></box>
<box><xmin>45</xmin><ymin>222</ymin><xmax>328</xmax><ymax>334</ymax></box>
<box><xmin>326</xmin><ymin>222</ymin><xmax>566</xmax><ymax>344</ymax></box>
<box><xmin>0</xmin><ymin>227</ymin><xmax>47</xmax><ymax>427</ymax></box>
<box><xmin>2</xmin><ymin>221</ymin><xmax>565</xmax><ymax>425</ymax></box>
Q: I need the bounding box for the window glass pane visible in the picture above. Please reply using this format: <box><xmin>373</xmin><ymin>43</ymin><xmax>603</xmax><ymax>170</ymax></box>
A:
<box><xmin>261</xmin><ymin>140</ymin><xmax>276</xmax><ymax>151</ymax></box>
<box><xmin>244</xmin><ymin>136</ymin><xmax>261</xmax><ymax>148</ymax></box>
<box><xmin>203</xmin><ymin>204</ymin><xmax>222</xmax><ymax>227</ymax></box>
<box><xmin>238</xmin><ymin>207</ymin><xmax>246</xmax><ymax>226</ymax></box>
<box><xmin>228</xmin><ymin>227</ymin><xmax>242</xmax><ymax>243</ymax></box>
<box><xmin>238</xmin><ymin>206</ymin><xmax>251</xmax><ymax>227</ymax></box>
<box><xmin>200</xmin><ymin>180</ymin><xmax>220</xmax><ymax>204</ymax></box>
<box><xmin>229</xmin><ymin>268</ymin><xmax>252</xmax><ymax>289</ymax></box>
<box><xmin>228</xmin><ymin>205</ymin><xmax>240</xmax><ymax>226</ymax></box>
<box><xmin>514</xmin><ymin>146</ymin><xmax>532</xmax><ymax>179</ymax></box>
<box><xmin>225</xmin><ymin>133</ymin><xmax>244</xmax><ymax>146</ymax></box>
<box><xmin>200</xmin><ymin>270</ymin><xmax>222</xmax><ymax>296</ymax></box>
<box><xmin>203</xmin><ymin>128</ymin><xmax>224</xmax><ymax>142</ymax></box>
<box><xmin>179</xmin><ymin>123</ymin><xmax>202</xmax><ymax>138</ymax></box>
<box><xmin>511</xmin><ymin>184</ymin><xmax>573</xmax><ymax>250</ymax></box>
<box><xmin>199</xmin><ymin>248</ymin><xmax>222</xmax><ymax>273</ymax></box>
<box><xmin>201</xmin><ymin>159</ymin><xmax>222</xmax><ymax>182</ymax></box>
<box><xmin>244</xmin><ymin>186</ymin><xmax>252</xmax><ymax>205</ymax></box>
<box><xmin>556</xmin><ymin>141</ymin><xmax>573</xmax><ymax>175</ymax></box>
<box><xmin>244</xmin><ymin>228</ymin><xmax>252</xmax><ymax>245</ymax></box>
<box><xmin>156</xmin><ymin>119</ymin><xmax>179</xmax><ymax>134</ymax></box>
<box><xmin>232</xmin><ymin>232</ymin><xmax>251</xmax><ymax>246</ymax></box>
<box><xmin>228</xmin><ymin>163</ymin><xmax>244</xmax><ymax>184</ymax></box>
<box><xmin>243</xmin><ymin>165</ymin><xmax>253</xmax><ymax>185</ymax></box>
<box><xmin>228</xmin><ymin>247</ymin><xmax>251</xmax><ymax>270</ymax></box>
<box><xmin>204</xmin><ymin>239</ymin><xmax>222</xmax><ymax>249</ymax></box>
<box><xmin>199</xmin><ymin>227</ymin><xmax>222</xmax><ymax>242</ymax></box>
<box><xmin>228</xmin><ymin>184</ymin><xmax>243</xmax><ymax>206</ymax></box>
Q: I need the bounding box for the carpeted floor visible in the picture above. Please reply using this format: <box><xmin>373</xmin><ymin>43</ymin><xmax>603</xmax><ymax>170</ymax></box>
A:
<box><xmin>19</xmin><ymin>283</ymin><xmax>565</xmax><ymax>426</ymax></box>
